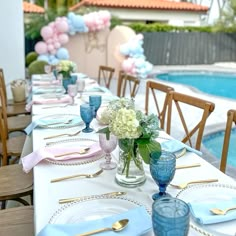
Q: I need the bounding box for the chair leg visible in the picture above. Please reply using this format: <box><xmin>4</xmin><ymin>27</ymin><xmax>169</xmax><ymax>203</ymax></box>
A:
<box><xmin>1</xmin><ymin>200</ymin><xmax>6</xmax><ymax>209</ymax></box>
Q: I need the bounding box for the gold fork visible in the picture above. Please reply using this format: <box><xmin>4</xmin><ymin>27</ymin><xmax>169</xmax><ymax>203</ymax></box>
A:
<box><xmin>53</xmin><ymin>147</ymin><xmax>90</xmax><ymax>158</ymax></box>
<box><xmin>42</xmin><ymin>104</ymin><xmax>70</xmax><ymax>109</ymax></box>
<box><xmin>170</xmin><ymin>178</ymin><xmax>218</xmax><ymax>189</ymax></box>
<box><xmin>44</xmin><ymin>130</ymin><xmax>81</xmax><ymax>140</ymax></box>
<box><xmin>43</xmin><ymin>119</ymin><xmax>73</xmax><ymax>126</ymax></box>
<box><xmin>51</xmin><ymin>169</ymin><xmax>103</xmax><ymax>183</ymax></box>
<box><xmin>59</xmin><ymin>191</ymin><xmax>126</xmax><ymax>204</ymax></box>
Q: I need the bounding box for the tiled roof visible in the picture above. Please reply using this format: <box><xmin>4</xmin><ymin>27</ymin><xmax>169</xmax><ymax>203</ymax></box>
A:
<box><xmin>70</xmin><ymin>0</ymin><xmax>208</xmax><ymax>12</ymax></box>
<box><xmin>23</xmin><ymin>1</ymin><xmax>45</xmax><ymax>13</ymax></box>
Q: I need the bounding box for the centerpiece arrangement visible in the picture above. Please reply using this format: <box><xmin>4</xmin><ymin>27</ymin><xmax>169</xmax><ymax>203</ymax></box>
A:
<box><xmin>56</xmin><ymin>60</ymin><xmax>77</xmax><ymax>92</ymax></box>
<box><xmin>98</xmin><ymin>98</ymin><xmax>161</xmax><ymax>187</ymax></box>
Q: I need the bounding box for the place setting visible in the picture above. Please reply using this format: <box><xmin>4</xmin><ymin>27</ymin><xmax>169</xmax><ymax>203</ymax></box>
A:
<box><xmin>24</xmin><ymin>114</ymin><xmax>83</xmax><ymax>135</ymax></box>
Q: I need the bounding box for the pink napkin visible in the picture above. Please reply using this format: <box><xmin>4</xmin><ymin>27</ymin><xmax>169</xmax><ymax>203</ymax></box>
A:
<box><xmin>22</xmin><ymin>143</ymin><xmax>102</xmax><ymax>173</ymax></box>
<box><xmin>32</xmin><ymin>80</ymin><xmax>61</xmax><ymax>86</ymax></box>
<box><xmin>25</xmin><ymin>95</ymin><xmax>72</xmax><ymax>112</ymax></box>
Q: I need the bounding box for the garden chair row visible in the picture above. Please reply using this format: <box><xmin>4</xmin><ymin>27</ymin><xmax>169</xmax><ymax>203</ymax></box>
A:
<box><xmin>145</xmin><ymin>79</ymin><xmax>235</xmax><ymax>175</ymax></box>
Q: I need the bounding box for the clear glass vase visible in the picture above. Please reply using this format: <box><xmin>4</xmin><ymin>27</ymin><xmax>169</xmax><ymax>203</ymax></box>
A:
<box><xmin>115</xmin><ymin>139</ymin><xmax>146</xmax><ymax>188</ymax></box>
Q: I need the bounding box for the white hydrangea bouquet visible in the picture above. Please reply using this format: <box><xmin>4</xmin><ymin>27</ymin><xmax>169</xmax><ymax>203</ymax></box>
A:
<box><xmin>57</xmin><ymin>60</ymin><xmax>77</xmax><ymax>79</ymax></box>
<box><xmin>98</xmin><ymin>98</ymin><xmax>161</xmax><ymax>181</ymax></box>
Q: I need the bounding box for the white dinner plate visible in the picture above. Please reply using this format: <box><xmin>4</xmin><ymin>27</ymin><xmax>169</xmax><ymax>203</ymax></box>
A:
<box><xmin>176</xmin><ymin>183</ymin><xmax>236</xmax><ymax>236</ymax></box>
<box><xmin>49</xmin><ymin>195</ymin><xmax>151</xmax><ymax>224</ymax></box>
<box><xmin>38</xmin><ymin>114</ymin><xmax>82</xmax><ymax>129</ymax></box>
<box><xmin>45</xmin><ymin>138</ymin><xmax>103</xmax><ymax>165</ymax></box>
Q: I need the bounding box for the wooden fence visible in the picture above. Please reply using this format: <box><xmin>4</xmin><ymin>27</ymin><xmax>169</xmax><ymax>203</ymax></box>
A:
<box><xmin>142</xmin><ymin>32</ymin><xmax>236</xmax><ymax>65</ymax></box>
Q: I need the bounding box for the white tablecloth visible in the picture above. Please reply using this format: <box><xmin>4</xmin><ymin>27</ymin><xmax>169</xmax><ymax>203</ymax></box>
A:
<box><xmin>29</xmin><ymin>75</ymin><xmax>236</xmax><ymax>236</ymax></box>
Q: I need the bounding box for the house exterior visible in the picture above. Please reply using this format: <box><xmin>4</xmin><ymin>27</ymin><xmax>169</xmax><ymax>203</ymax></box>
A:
<box><xmin>23</xmin><ymin>1</ymin><xmax>45</xmax><ymax>14</ymax></box>
<box><xmin>70</xmin><ymin>0</ymin><xmax>209</xmax><ymax>26</ymax></box>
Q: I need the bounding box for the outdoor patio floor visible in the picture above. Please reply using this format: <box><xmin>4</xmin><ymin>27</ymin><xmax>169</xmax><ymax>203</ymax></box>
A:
<box><xmin>109</xmin><ymin>64</ymin><xmax>236</xmax><ymax>180</ymax></box>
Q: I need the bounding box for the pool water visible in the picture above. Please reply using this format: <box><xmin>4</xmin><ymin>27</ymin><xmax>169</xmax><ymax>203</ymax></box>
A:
<box><xmin>156</xmin><ymin>72</ymin><xmax>236</xmax><ymax>100</ymax></box>
<box><xmin>203</xmin><ymin>128</ymin><xmax>236</xmax><ymax>167</ymax></box>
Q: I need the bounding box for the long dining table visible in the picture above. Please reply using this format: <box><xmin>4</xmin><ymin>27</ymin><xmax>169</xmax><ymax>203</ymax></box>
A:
<box><xmin>26</xmin><ymin>73</ymin><xmax>236</xmax><ymax>236</ymax></box>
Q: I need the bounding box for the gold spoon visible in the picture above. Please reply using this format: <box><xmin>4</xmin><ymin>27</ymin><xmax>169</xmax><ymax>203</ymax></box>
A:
<box><xmin>51</xmin><ymin>169</ymin><xmax>103</xmax><ymax>183</ymax></box>
<box><xmin>75</xmin><ymin>219</ymin><xmax>129</xmax><ymax>236</ymax></box>
<box><xmin>170</xmin><ymin>178</ymin><xmax>218</xmax><ymax>189</ymax></box>
<box><xmin>210</xmin><ymin>206</ymin><xmax>236</xmax><ymax>215</ymax></box>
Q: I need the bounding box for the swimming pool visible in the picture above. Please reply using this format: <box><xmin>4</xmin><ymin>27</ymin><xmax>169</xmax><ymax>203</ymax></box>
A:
<box><xmin>156</xmin><ymin>71</ymin><xmax>236</xmax><ymax>100</ymax></box>
<box><xmin>203</xmin><ymin>128</ymin><xmax>236</xmax><ymax>167</ymax></box>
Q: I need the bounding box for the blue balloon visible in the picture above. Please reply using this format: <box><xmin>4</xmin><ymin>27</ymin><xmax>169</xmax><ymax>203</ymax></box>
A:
<box><xmin>56</xmin><ymin>47</ymin><xmax>69</xmax><ymax>60</ymax></box>
<box><xmin>37</xmin><ymin>54</ymin><xmax>49</xmax><ymax>63</ymax></box>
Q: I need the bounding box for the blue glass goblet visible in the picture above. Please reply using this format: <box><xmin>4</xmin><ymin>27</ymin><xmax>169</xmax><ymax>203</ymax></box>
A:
<box><xmin>150</xmin><ymin>151</ymin><xmax>176</xmax><ymax>200</ymax></box>
<box><xmin>89</xmin><ymin>95</ymin><xmax>102</xmax><ymax>118</ymax></box>
<box><xmin>152</xmin><ymin>197</ymin><xmax>190</xmax><ymax>236</ymax></box>
<box><xmin>80</xmin><ymin>104</ymin><xmax>94</xmax><ymax>133</ymax></box>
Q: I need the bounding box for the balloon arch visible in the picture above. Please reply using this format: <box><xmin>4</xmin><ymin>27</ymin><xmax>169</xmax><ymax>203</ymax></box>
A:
<box><xmin>35</xmin><ymin>10</ymin><xmax>153</xmax><ymax>78</ymax></box>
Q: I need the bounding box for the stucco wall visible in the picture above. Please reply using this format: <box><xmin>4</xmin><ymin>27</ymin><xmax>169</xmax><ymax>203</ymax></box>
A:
<box><xmin>0</xmin><ymin>0</ymin><xmax>25</xmax><ymax>99</ymax></box>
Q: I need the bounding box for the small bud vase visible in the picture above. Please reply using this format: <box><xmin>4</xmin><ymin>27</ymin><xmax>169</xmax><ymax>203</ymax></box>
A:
<box><xmin>115</xmin><ymin>139</ymin><xmax>146</xmax><ymax>188</ymax></box>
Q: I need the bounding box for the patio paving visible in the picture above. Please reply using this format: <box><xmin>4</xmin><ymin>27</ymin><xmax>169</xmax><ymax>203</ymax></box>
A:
<box><xmin>109</xmin><ymin>64</ymin><xmax>236</xmax><ymax>180</ymax></box>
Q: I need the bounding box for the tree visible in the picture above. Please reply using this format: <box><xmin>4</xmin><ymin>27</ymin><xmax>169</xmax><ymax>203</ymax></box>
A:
<box><xmin>214</xmin><ymin>0</ymin><xmax>236</xmax><ymax>31</ymax></box>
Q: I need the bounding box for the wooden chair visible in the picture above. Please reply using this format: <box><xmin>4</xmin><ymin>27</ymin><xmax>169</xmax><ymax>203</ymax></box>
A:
<box><xmin>0</xmin><ymin>68</ymin><xmax>30</xmax><ymax>117</ymax></box>
<box><xmin>145</xmin><ymin>80</ymin><xmax>174</xmax><ymax>129</ymax></box>
<box><xmin>166</xmin><ymin>91</ymin><xmax>215</xmax><ymax>150</ymax></box>
<box><xmin>220</xmin><ymin>109</ymin><xmax>236</xmax><ymax>173</ymax></box>
<box><xmin>98</xmin><ymin>65</ymin><xmax>115</xmax><ymax>89</ymax></box>
<box><xmin>0</xmin><ymin>164</ymin><xmax>33</xmax><ymax>209</ymax></box>
<box><xmin>117</xmin><ymin>72</ymin><xmax>140</xmax><ymax>98</ymax></box>
<box><xmin>0</xmin><ymin>87</ymin><xmax>31</xmax><ymax>133</ymax></box>
<box><xmin>0</xmin><ymin>89</ymin><xmax>26</xmax><ymax>166</ymax></box>
<box><xmin>0</xmin><ymin>206</ymin><xmax>34</xmax><ymax>235</ymax></box>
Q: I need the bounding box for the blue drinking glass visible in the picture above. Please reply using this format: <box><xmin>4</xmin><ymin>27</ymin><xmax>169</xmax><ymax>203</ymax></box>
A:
<box><xmin>80</xmin><ymin>104</ymin><xmax>94</xmax><ymax>133</ymax></box>
<box><xmin>89</xmin><ymin>95</ymin><xmax>102</xmax><ymax>118</ymax></box>
<box><xmin>152</xmin><ymin>197</ymin><xmax>190</xmax><ymax>236</ymax></box>
<box><xmin>150</xmin><ymin>151</ymin><xmax>176</xmax><ymax>200</ymax></box>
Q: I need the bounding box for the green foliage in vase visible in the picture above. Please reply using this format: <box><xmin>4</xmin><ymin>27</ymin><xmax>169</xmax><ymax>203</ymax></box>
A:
<box><xmin>97</xmin><ymin>98</ymin><xmax>161</xmax><ymax>164</ymax></box>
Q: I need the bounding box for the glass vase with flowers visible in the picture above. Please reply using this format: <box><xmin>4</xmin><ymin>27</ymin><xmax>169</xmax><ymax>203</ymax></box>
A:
<box><xmin>98</xmin><ymin>98</ymin><xmax>161</xmax><ymax>187</ymax></box>
<box><xmin>57</xmin><ymin>60</ymin><xmax>77</xmax><ymax>92</ymax></box>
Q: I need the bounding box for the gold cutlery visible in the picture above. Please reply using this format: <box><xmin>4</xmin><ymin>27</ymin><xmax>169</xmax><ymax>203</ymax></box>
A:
<box><xmin>170</xmin><ymin>178</ymin><xmax>218</xmax><ymax>189</ymax></box>
<box><xmin>51</xmin><ymin>169</ymin><xmax>103</xmax><ymax>183</ymax></box>
<box><xmin>53</xmin><ymin>147</ymin><xmax>90</xmax><ymax>158</ymax></box>
<box><xmin>210</xmin><ymin>206</ymin><xmax>236</xmax><ymax>215</ymax></box>
<box><xmin>42</xmin><ymin>104</ymin><xmax>70</xmax><ymax>109</ymax></box>
<box><xmin>43</xmin><ymin>119</ymin><xmax>73</xmax><ymax>126</ymax></box>
<box><xmin>59</xmin><ymin>191</ymin><xmax>127</xmax><ymax>204</ymax></box>
<box><xmin>75</xmin><ymin>219</ymin><xmax>129</xmax><ymax>236</ymax></box>
<box><xmin>176</xmin><ymin>163</ymin><xmax>201</xmax><ymax>169</ymax></box>
<box><xmin>44</xmin><ymin>130</ymin><xmax>81</xmax><ymax>140</ymax></box>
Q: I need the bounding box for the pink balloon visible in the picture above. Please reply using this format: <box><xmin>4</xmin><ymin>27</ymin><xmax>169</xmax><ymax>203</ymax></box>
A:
<box><xmin>47</xmin><ymin>44</ymin><xmax>54</xmax><ymax>51</ymax></box>
<box><xmin>46</xmin><ymin>38</ymin><xmax>53</xmax><ymax>44</ymax></box>
<box><xmin>55</xmin><ymin>21</ymin><xmax>69</xmax><ymax>33</ymax></box>
<box><xmin>35</xmin><ymin>41</ymin><xmax>48</xmax><ymax>54</ymax></box>
<box><xmin>58</xmin><ymin>34</ymin><xmax>69</xmax><ymax>45</ymax></box>
<box><xmin>49</xmin><ymin>49</ymin><xmax>57</xmax><ymax>55</ymax></box>
<box><xmin>41</xmin><ymin>26</ymin><xmax>54</xmax><ymax>40</ymax></box>
<box><xmin>54</xmin><ymin>42</ymin><xmax>61</xmax><ymax>49</ymax></box>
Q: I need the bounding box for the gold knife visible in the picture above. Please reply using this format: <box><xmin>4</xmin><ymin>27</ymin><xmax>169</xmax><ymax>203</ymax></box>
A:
<box><xmin>176</xmin><ymin>163</ymin><xmax>201</xmax><ymax>169</ymax></box>
<box><xmin>59</xmin><ymin>191</ymin><xmax>126</xmax><ymax>204</ymax></box>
